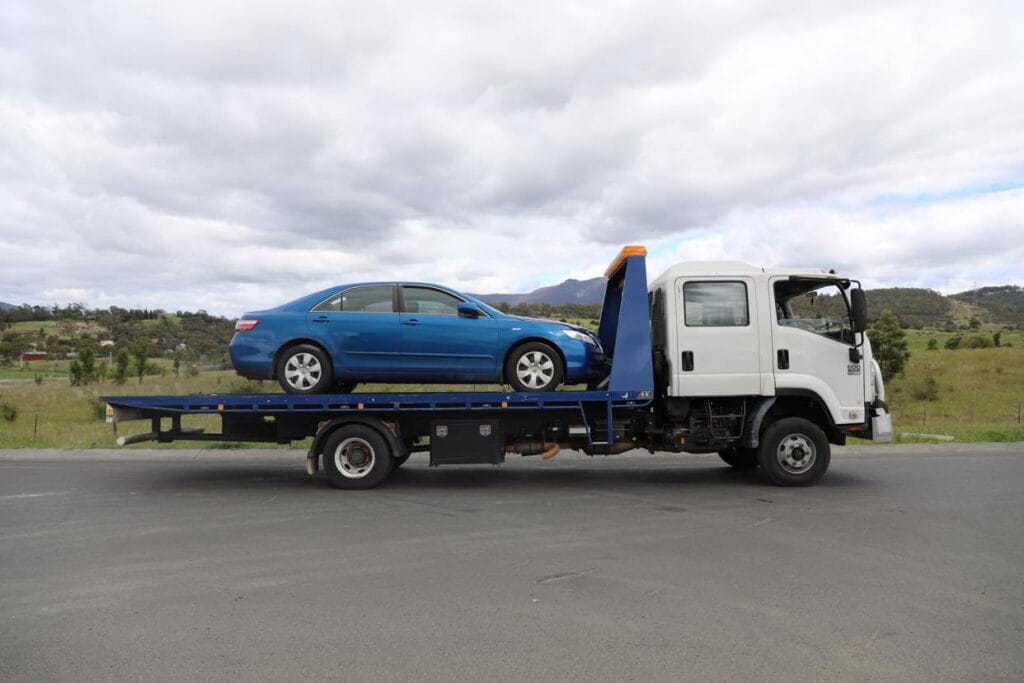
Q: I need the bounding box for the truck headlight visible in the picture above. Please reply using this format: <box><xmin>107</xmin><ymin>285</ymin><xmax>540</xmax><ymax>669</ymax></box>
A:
<box><xmin>562</xmin><ymin>329</ymin><xmax>597</xmax><ymax>345</ymax></box>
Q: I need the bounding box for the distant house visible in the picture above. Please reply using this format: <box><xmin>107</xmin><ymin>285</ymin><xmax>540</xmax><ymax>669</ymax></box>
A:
<box><xmin>20</xmin><ymin>350</ymin><xmax>48</xmax><ymax>362</ymax></box>
<box><xmin>99</xmin><ymin>340</ymin><xmax>115</xmax><ymax>348</ymax></box>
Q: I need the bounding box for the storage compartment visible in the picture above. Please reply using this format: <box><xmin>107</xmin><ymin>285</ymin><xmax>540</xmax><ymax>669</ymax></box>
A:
<box><xmin>429</xmin><ymin>420</ymin><xmax>504</xmax><ymax>466</ymax></box>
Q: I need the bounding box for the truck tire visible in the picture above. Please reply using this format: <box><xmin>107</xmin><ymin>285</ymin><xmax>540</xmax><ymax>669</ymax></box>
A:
<box><xmin>757</xmin><ymin>417</ymin><xmax>830</xmax><ymax>486</ymax></box>
<box><xmin>276</xmin><ymin>344</ymin><xmax>333</xmax><ymax>394</ymax></box>
<box><xmin>506</xmin><ymin>342</ymin><xmax>564</xmax><ymax>392</ymax></box>
<box><xmin>718</xmin><ymin>445</ymin><xmax>759</xmax><ymax>469</ymax></box>
<box><xmin>321</xmin><ymin>424</ymin><xmax>394</xmax><ymax>489</ymax></box>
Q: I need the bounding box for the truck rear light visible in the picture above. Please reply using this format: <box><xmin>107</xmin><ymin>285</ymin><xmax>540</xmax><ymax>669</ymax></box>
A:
<box><xmin>235</xmin><ymin>319</ymin><xmax>259</xmax><ymax>332</ymax></box>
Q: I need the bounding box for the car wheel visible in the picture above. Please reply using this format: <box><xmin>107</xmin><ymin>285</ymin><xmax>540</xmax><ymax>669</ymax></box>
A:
<box><xmin>757</xmin><ymin>417</ymin><xmax>831</xmax><ymax>486</ymax></box>
<box><xmin>321</xmin><ymin>424</ymin><xmax>393</xmax><ymax>489</ymax></box>
<box><xmin>276</xmin><ymin>344</ymin><xmax>333</xmax><ymax>394</ymax></box>
<box><xmin>718</xmin><ymin>445</ymin><xmax>759</xmax><ymax>469</ymax></box>
<box><xmin>506</xmin><ymin>342</ymin><xmax>563</xmax><ymax>392</ymax></box>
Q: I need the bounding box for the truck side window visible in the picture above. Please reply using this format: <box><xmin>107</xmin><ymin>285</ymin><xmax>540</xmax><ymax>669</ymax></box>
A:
<box><xmin>682</xmin><ymin>282</ymin><xmax>749</xmax><ymax>327</ymax></box>
<box><xmin>774</xmin><ymin>280</ymin><xmax>853</xmax><ymax>343</ymax></box>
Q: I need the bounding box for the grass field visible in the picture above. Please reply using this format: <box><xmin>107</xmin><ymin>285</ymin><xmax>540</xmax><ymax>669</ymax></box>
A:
<box><xmin>883</xmin><ymin>330</ymin><xmax>1024</xmax><ymax>443</ymax></box>
<box><xmin>1</xmin><ymin>329</ymin><xmax>1021</xmax><ymax>448</ymax></box>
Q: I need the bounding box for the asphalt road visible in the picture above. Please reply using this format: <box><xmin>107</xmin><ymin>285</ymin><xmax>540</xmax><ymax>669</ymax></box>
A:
<box><xmin>1</xmin><ymin>444</ymin><xmax>1022</xmax><ymax>681</ymax></box>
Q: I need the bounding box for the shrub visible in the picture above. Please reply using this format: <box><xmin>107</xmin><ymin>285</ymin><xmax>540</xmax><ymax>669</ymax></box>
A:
<box><xmin>944</xmin><ymin>335</ymin><xmax>962</xmax><ymax>350</ymax></box>
<box><xmin>186</xmin><ymin>364</ymin><xmax>200</xmax><ymax>378</ymax></box>
<box><xmin>34</xmin><ymin>373</ymin><xmax>44</xmax><ymax>386</ymax></box>
<box><xmin>910</xmin><ymin>375</ymin><xmax>940</xmax><ymax>402</ymax></box>
<box><xmin>993</xmin><ymin>331</ymin><xmax>1001</xmax><ymax>347</ymax></box>
<box><xmin>962</xmin><ymin>335</ymin><xmax>994</xmax><ymax>349</ymax></box>
<box><xmin>926</xmin><ymin>339</ymin><xmax>938</xmax><ymax>351</ymax></box>
<box><xmin>1</xmin><ymin>402</ymin><xmax>17</xmax><ymax>422</ymax></box>
<box><xmin>90</xmin><ymin>401</ymin><xmax>107</xmax><ymax>421</ymax></box>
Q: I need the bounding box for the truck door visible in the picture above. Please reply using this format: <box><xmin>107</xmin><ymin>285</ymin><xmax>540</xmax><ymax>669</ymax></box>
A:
<box><xmin>769</xmin><ymin>277</ymin><xmax>866</xmax><ymax>425</ymax></box>
<box><xmin>671</xmin><ymin>277</ymin><xmax>761</xmax><ymax>396</ymax></box>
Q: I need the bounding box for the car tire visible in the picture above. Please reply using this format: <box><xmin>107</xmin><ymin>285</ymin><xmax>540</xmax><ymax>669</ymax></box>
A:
<box><xmin>757</xmin><ymin>417</ymin><xmax>831</xmax><ymax>486</ymax></box>
<box><xmin>276</xmin><ymin>344</ymin><xmax>333</xmax><ymax>394</ymax></box>
<box><xmin>718</xmin><ymin>445</ymin><xmax>759</xmax><ymax>469</ymax></box>
<box><xmin>506</xmin><ymin>342</ymin><xmax>564</xmax><ymax>392</ymax></box>
<box><xmin>321</xmin><ymin>424</ymin><xmax>393</xmax><ymax>489</ymax></box>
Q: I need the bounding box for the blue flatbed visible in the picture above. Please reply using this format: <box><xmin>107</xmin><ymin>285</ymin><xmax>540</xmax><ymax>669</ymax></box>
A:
<box><xmin>103</xmin><ymin>249</ymin><xmax>657</xmax><ymax>480</ymax></box>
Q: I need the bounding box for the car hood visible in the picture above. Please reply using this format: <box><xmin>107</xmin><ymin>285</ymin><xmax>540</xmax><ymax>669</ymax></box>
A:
<box><xmin>506</xmin><ymin>315</ymin><xmax>594</xmax><ymax>334</ymax></box>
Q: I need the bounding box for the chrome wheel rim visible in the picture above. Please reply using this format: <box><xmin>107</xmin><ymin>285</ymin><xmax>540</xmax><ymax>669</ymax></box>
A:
<box><xmin>284</xmin><ymin>352</ymin><xmax>322</xmax><ymax>391</ymax></box>
<box><xmin>333</xmin><ymin>437</ymin><xmax>375</xmax><ymax>479</ymax></box>
<box><xmin>776</xmin><ymin>433</ymin><xmax>816</xmax><ymax>474</ymax></box>
<box><xmin>515</xmin><ymin>350</ymin><xmax>555</xmax><ymax>389</ymax></box>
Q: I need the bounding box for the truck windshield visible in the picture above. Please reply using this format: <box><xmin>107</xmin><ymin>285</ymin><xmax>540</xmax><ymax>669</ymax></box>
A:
<box><xmin>774</xmin><ymin>279</ymin><xmax>854</xmax><ymax>344</ymax></box>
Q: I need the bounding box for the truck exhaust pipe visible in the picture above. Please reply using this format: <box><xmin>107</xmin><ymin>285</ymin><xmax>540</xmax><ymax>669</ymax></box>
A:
<box><xmin>506</xmin><ymin>442</ymin><xmax>561</xmax><ymax>459</ymax></box>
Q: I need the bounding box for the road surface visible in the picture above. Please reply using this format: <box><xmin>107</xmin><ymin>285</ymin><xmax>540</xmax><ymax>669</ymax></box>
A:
<box><xmin>1</xmin><ymin>444</ymin><xmax>1022</xmax><ymax>681</ymax></box>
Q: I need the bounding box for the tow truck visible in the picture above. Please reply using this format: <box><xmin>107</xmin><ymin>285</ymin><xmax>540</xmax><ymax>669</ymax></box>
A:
<box><xmin>104</xmin><ymin>246</ymin><xmax>893</xmax><ymax>488</ymax></box>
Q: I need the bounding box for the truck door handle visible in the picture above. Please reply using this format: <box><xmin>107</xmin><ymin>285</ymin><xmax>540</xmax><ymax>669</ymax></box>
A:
<box><xmin>777</xmin><ymin>349</ymin><xmax>790</xmax><ymax>370</ymax></box>
<box><xmin>402</xmin><ymin>319</ymin><xmax>422</xmax><ymax>327</ymax></box>
<box><xmin>311</xmin><ymin>316</ymin><xmax>329</xmax><ymax>324</ymax></box>
<box><xmin>681</xmin><ymin>351</ymin><xmax>694</xmax><ymax>372</ymax></box>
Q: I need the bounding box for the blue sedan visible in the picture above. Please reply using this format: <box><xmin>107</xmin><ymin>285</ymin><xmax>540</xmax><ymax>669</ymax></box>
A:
<box><xmin>229</xmin><ymin>282</ymin><xmax>607</xmax><ymax>394</ymax></box>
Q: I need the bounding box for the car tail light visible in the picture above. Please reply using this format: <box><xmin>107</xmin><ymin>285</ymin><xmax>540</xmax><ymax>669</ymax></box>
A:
<box><xmin>235</xmin><ymin>319</ymin><xmax>259</xmax><ymax>332</ymax></box>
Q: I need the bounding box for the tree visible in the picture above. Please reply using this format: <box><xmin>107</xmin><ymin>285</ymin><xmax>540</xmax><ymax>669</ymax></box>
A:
<box><xmin>867</xmin><ymin>309</ymin><xmax>910</xmax><ymax>380</ymax></box>
<box><xmin>113</xmin><ymin>349</ymin><xmax>130</xmax><ymax>385</ymax></box>
<box><xmin>68</xmin><ymin>348</ymin><xmax>97</xmax><ymax>386</ymax></box>
<box><xmin>131</xmin><ymin>342</ymin><xmax>150</xmax><ymax>385</ymax></box>
<box><xmin>926</xmin><ymin>338</ymin><xmax>938</xmax><ymax>351</ymax></box>
<box><xmin>173</xmin><ymin>353</ymin><xmax>181</xmax><ymax>377</ymax></box>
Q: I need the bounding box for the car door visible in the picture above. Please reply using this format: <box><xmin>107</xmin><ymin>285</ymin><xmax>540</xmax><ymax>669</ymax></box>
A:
<box><xmin>769</xmin><ymin>277</ymin><xmax>866</xmax><ymax>424</ymax></box>
<box><xmin>671</xmin><ymin>277</ymin><xmax>762</xmax><ymax>396</ymax></box>
<box><xmin>306</xmin><ymin>284</ymin><xmax>401</xmax><ymax>379</ymax></box>
<box><xmin>398</xmin><ymin>285</ymin><xmax>500</xmax><ymax>381</ymax></box>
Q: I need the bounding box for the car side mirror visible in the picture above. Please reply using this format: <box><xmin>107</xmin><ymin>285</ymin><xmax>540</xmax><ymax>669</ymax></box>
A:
<box><xmin>458</xmin><ymin>302</ymin><xmax>483</xmax><ymax>318</ymax></box>
<box><xmin>850</xmin><ymin>288</ymin><xmax>868</xmax><ymax>333</ymax></box>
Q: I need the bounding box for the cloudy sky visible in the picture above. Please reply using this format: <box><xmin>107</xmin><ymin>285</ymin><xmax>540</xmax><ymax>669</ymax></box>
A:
<box><xmin>1</xmin><ymin>0</ymin><xmax>1022</xmax><ymax>316</ymax></box>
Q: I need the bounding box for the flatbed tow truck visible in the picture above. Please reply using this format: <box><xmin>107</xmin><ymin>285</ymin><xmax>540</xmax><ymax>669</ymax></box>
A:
<box><xmin>104</xmin><ymin>246</ymin><xmax>892</xmax><ymax>489</ymax></box>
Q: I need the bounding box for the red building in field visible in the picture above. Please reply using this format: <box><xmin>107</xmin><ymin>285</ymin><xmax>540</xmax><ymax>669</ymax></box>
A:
<box><xmin>20</xmin><ymin>350</ymin><xmax>48</xmax><ymax>362</ymax></box>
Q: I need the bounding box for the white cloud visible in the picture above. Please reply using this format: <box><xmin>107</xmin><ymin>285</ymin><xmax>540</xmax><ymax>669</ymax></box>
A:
<box><xmin>1</xmin><ymin>0</ymin><xmax>1022</xmax><ymax>315</ymax></box>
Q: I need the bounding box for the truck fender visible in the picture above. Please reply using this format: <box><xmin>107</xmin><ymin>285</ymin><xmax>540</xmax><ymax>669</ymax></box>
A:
<box><xmin>742</xmin><ymin>397</ymin><xmax>776</xmax><ymax>448</ymax></box>
<box><xmin>307</xmin><ymin>416</ymin><xmax>406</xmax><ymax>473</ymax></box>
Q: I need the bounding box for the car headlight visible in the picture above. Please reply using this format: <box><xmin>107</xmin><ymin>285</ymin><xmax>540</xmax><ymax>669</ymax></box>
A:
<box><xmin>561</xmin><ymin>329</ymin><xmax>597</xmax><ymax>345</ymax></box>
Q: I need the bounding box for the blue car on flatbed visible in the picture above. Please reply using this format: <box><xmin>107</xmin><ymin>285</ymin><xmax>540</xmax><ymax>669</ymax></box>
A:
<box><xmin>229</xmin><ymin>282</ymin><xmax>607</xmax><ymax>394</ymax></box>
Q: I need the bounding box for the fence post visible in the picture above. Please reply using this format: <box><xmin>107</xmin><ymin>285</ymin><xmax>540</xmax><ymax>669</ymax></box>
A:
<box><xmin>1018</xmin><ymin>400</ymin><xmax>1021</xmax><ymax>424</ymax></box>
<box><xmin>923</xmin><ymin>402</ymin><xmax>927</xmax><ymax>426</ymax></box>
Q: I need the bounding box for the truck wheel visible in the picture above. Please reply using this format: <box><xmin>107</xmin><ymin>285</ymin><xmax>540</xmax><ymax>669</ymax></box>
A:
<box><xmin>276</xmin><ymin>344</ymin><xmax>333</xmax><ymax>394</ymax></box>
<box><xmin>757</xmin><ymin>417</ymin><xmax>830</xmax><ymax>486</ymax></box>
<box><xmin>718</xmin><ymin>445</ymin><xmax>759</xmax><ymax>469</ymax></box>
<box><xmin>506</xmin><ymin>342</ymin><xmax>563</xmax><ymax>392</ymax></box>
<box><xmin>321</xmin><ymin>425</ymin><xmax>393</xmax><ymax>489</ymax></box>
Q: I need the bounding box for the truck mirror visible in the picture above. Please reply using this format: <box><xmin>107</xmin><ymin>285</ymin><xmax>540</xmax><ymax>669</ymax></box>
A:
<box><xmin>850</xmin><ymin>288</ymin><xmax>868</xmax><ymax>333</ymax></box>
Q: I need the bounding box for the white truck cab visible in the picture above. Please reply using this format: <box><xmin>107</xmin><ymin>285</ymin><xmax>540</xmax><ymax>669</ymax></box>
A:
<box><xmin>647</xmin><ymin>261</ymin><xmax>892</xmax><ymax>482</ymax></box>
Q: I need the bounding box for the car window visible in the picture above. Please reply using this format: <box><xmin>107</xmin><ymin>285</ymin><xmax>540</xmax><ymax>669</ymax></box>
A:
<box><xmin>402</xmin><ymin>286</ymin><xmax>462</xmax><ymax>315</ymax></box>
<box><xmin>312</xmin><ymin>285</ymin><xmax>394</xmax><ymax>313</ymax></box>
<box><xmin>681</xmin><ymin>282</ymin><xmax>749</xmax><ymax>327</ymax></box>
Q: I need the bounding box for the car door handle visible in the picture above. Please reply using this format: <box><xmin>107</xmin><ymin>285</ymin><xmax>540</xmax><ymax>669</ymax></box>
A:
<box><xmin>311</xmin><ymin>316</ymin><xmax>329</xmax><ymax>324</ymax></box>
<box><xmin>681</xmin><ymin>351</ymin><xmax>694</xmax><ymax>372</ymax></box>
<box><xmin>402</xmin><ymin>319</ymin><xmax>422</xmax><ymax>327</ymax></box>
<box><xmin>777</xmin><ymin>349</ymin><xmax>790</xmax><ymax>370</ymax></box>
